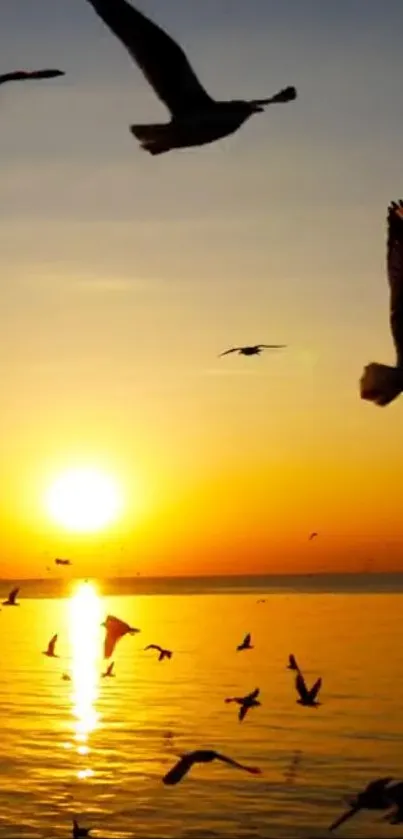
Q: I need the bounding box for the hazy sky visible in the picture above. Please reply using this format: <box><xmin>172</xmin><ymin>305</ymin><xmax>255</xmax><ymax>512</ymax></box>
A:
<box><xmin>2</xmin><ymin>0</ymin><xmax>403</xmax><ymax>577</ymax></box>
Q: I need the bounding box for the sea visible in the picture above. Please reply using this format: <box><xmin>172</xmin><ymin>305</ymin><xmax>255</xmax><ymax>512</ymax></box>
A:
<box><xmin>0</xmin><ymin>573</ymin><xmax>402</xmax><ymax>839</ymax></box>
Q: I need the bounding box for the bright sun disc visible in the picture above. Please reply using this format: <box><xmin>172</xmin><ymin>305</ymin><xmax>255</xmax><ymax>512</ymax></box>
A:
<box><xmin>46</xmin><ymin>467</ymin><xmax>122</xmax><ymax>533</ymax></box>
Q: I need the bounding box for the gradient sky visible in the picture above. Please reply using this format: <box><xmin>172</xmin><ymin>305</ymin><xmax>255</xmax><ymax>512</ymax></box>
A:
<box><xmin>2</xmin><ymin>0</ymin><xmax>403</xmax><ymax>578</ymax></box>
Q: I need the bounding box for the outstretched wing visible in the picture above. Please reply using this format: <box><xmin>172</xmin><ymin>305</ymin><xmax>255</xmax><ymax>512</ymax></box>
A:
<box><xmin>220</xmin><ymin>348</ymin><xmax>239</xmax><ymax>357</ymax></box>
<box><xmin>295</xmin><ymin>671</ymin><xmax>309</xmax><ymax>702</ymax></box>
<box><xmin>387</xmin><ymin>200</ymin><xmax>403</xmax><ymax>364</ymax></box>
<box><xmin>239</xmin><ymin>704</ymin><xmax>249</xmax><ymax>722</ymax></box>
<box><xmin>215</xmin><ymin>752</ymin><xmax>261</xmax><ymax>775</ymax></box>
<box><xmin>162</xmin><ymin>753</ymin><xmax>195</xmax><ymax>785</ymax></box>
<box><xmin>243</xmin><ymin>633</ymin><xmax>251</xmax><ymax>646</ymax></box>
<box><xmin>258</xmin><ymin>344</ymin><xmax>287</xmax><ymax>349</ymax></box>
<box><xmin>48</xmin><ymin>634</ymin><xmax>58</xmax><ymax>655</ymax></box>
<box><xmin>85</xmin><ymin>0</ymin><xmax>213</xmax><ymax>116</ymax></box>
<box><xmin>288</xmin><ymin>654</ymin><xmax>298</xmax><ymax>669</ymax></box>
<box><xmin>246</xmin><ymin>687</ymin><xmax>260</xmax><ymax>701</ymax></box>
<box><xmin>9</xmin><ymin>587</ymin><xmax>19</xmax><ymax>604</ymax></box>
<box><xmin>308</xmin><ymin>677</ymin><xmax>322</xmax><ymax>702</ymax></box>
<box><xmin>145</xmin><ymin>644</ymin><xmax>161</xmax><ymax>652</ymax></box>
<box><xmin>0</xmin><ymin>69</ymin><xmax>64</xmax><ymax>85</ymax></box>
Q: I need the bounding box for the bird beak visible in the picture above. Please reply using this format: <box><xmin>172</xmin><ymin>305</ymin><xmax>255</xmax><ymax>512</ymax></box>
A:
<box><xmin>329</xmin><ymin>806</ymin><xmax>359</xmax><ymax>832</ymax></box>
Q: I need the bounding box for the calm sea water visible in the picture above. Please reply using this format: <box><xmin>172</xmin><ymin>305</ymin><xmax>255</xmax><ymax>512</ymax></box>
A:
<box><xmin>0</xmin><ymin>574</ymin><xmax>402</xmax><ymax>838</ymax></box>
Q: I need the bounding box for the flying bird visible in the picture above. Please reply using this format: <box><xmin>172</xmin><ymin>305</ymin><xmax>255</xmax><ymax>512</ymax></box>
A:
<box><xmin>237</xmin><ymin>633</ymin><xmax>253</xmax><ymax>651</ymax></box>
<box><xmin>360</xmin><ymin>200</ymin><xmax>403</xmax><ymax>406</ymax></box>
<box><xmin>162</xmin><ymin>750</ymin><xmax>261</xmax><ymax>785</ymax></box>
<box><xmin>102</xmin><ymin>661</ymin><xmax>115</xmax><ymax>678</ymax></box>
<box><xmin>287</xmin><ymin>654</ymin><xmax>299</xmax><ymax>671</ymax></box>
<box><xmin>308</xmin><ymin>532</ymin><xmax>318</xmax><ymax>541</ymax></box>
<box><xmin>295</xmin><ymin>670</ymin><xmax>322</xmax><ymax>707</ymax></box>
<box><xmin>72</xmin><ymin>820</ymin><xmax>91</xmax><ymax>838</ymax></box>
<box><xmin>225</xmin><ymin>687</ymin><xmax>261</xmax><ymax>721</ymax></box>
<box><xmin>220</xmin><ymin>344</ymin><xmax>286</xmax><ymax>358</ymax></box>
<box><xmin>43</xmin><ymin>634</ymin><xmax>58</xmax><ymax>658</ymax></box>
<box><xmin>62</xmin><ymin>673</ymin><xmax>72</xmax><ymax>681</ymax></box>
<box><xmin>145</xmin><ymin>644</ymin><xmax>172</xmax><ymax>661</ymax></box>
<box><xmin>55</xmin><ymin>558</ymin><xmax>72</xmax><ymax>566</ymax></box>
<box><xmin>2</xmin><ymin>587</ymin><xmax>20</xmax><ymax>606</ymax></box>
<box><xmin>0</xmin><ymin>69</ymin><xmax>64</xmax><ymax>87</ymax></box>
<box><xmin>329</xmin><ymin>777</ymin><xmax>396</xmax><ymax>831</ymax></box>
<box><xmin>84</xmin><ymin>0</ymin><xmax>296</xmax><ymax>154</ymax></box>
<box><xmin>102</xmin><ymin>614</ymin><xmax>140</xmax><ymax>659</ymax></box>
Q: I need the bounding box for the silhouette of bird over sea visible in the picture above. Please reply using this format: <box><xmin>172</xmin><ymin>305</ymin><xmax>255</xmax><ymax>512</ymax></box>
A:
<box><xmin>145</xmin><ymin>644</ymin><xmax>173</xmax><ymax>661</ymax></box>
<box><xmin>2</xmin><ymin>587</ymin><xmax>19</xmax><ymax>606</ymax></box>
<box><xmin>360</xmin><ymin>200</ymin><xmax>403</xmax><ymax>405</ymax></box>
<box><xmin>295</xmin><ymin>670</ymin><xmax>322</xmax><ymax>707</ymax></box>
<box><xmin>220</xmin><ymin>344</ymin><xmax>286</xmax><ymax>357</ymax></box>
<box><xmin>287</xmin><ymin>653</ymin><xmax>300</xmax><ymax>671</ymax></box>
<box><xmin>237</xmin><ymin>633</ymin><xmax>253</xmax><ymax>651</ymax></box>
<box><xmin>329</xmin><ymin>777</ymin><xmax>397</xmax><ymax>831</ymax></box>
<box><xmin>102</xmin><ymin>614</ymin><xmax>140</xmax><ymax>658</ymax></box>
<box><xmin>225</xmin><ymin>687</ymin><xmax>261</xmax><ymax>721</ymax></box>
<box><xmin>43</xmin><ymin>634</ymin><xmax>58</xmax><ymax>658</ymax></box>
<box><xmin>102</xmin><ymin>661</ymin><xmax>115</xmax><ymax>678</ymax></box>
<box><xmin>84</xmin><ymin>0</ymin><xmax>296</xmax><ymax>154</ymax></box>
<box><xmin>308</xmin><ymin>531</ymin><xmax>318</xmax><ymax>541</ymax></box>
<box><xmin>0</xmin><ymin>69</ymin><xmax>64</xmax><ymax>88</ymax></box>
<box><xmin>62</xmin><ymin>673</ymin><xmax>71</xmax><ymax>682</ymax></box>
<box><xmin>55</xmin><ymin>558</ymin><xmax>71</xmax><ymax>566</ymax></box>
<box><xmin>72</xmin><ymin>819</ymin><xmax>91</xmax><ymax>838</ymax></box>
<box><xmin>162</xmin><ymin>750</ymin><xmax>261</xmax><ymax>785</ymax></box>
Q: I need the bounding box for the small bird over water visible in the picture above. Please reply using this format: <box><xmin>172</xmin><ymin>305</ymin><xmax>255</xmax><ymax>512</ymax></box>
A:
<box><xmin>295</xmin><ymin>670</ymin><xmax>322</xmax><ymax>707</ymax></box>
<box><xmin>220</xmin><ymin>344</ymin><xmax>286</xmax><ymax>358</ymax></box>
<box><xmin>308</xmin><ymin>532</ymin><xmax>318</xmax><ymax>541</ymax></box>
<box><xmin>84</xmin><ymin>0</ymin><xmax>296</xmax><ymax>154</ymax></box>
<box><xmin>102</xmin><ymin>661</ymin><xmax>115</xmax><ymax>678</ymax></box>
<box><xmin>162</xmin><ymin>750</ymin><xmax>261</xmax><ymax>785</ymax></box>
<box><xmin>145</xmin><ymin>644</ymin><xmax>173</xmax><ymax>661</ymax></box>
<box><xmin>287</xmin><ymin>653</ymin><xmax>300</xmax><ymax>671</ymax></box>
<box><xmin>55</xmin><ymin>557</ymin><xmax>72</xmax><ymax>566</ymax></box>
<box><xmin>102</xmin><ymin>614</ymin><xmax>140</xmax><ymax>658</ymax></box>
<box><xmin>329</xmin><ymin>777</ymin><xmax>396</xmax><ymax>831</ymax></box>
<box><xmin>0</xmin><ymin>69</ymin><xmax>64</xmax><ymax>87</ymax></box>
<box><xmin>360</xmin><ymin>200</ymin><xmax>403</xmax><ymax>405</ymax></box>
<box><xmin>2</xmin><ymin>587</ymin><xmax>20</xmax><ymax>606</ymax></box>
<box><xmin>43</xmin><ymin>634</ymin><xmax>58</xmax><ymax>658</ymax></box>
<box><xmin>237</xmin><ymin>633</ymin><xmax>253</xmax><ymax>651</ymax></box>
<box><xmin>72</xmin><ymin>819</ymin><xmax>91</xmax><ymax>838</ymax></box>
<box><xmin>225</xmin><ymin>687</ymin><xmax>261</xmax><ymax>721</ymax></box>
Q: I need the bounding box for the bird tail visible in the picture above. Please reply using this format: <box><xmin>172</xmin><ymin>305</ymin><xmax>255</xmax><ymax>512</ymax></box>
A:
<box><xmin>251</xmin><ymin>86</ymin><xmax>297</xmax><ymax>106</ymax></box>
<box><xmin>130</xmin><ymin>123</ymin><xmax>173</xmax><ymax>155</ymax></box>
<box><xmin>360</xmin><ymin>362</ymin><xmax>403</xmax><ymax>406</ymax></box>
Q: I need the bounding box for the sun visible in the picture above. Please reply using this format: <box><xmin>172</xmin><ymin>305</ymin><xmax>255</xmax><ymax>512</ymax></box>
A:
<box><xmin>46</xmin><ymin>467</ymin><xmax>122</xmax><ymax>533</ymax></box>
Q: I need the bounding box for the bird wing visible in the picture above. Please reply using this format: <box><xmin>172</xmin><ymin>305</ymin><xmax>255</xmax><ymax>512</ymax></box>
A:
<box><xmin>258</xmin><ymin>344</ymin><xmax>287</xmax><ymax>349</ymax></box>
<box><xmin>308</xmin><ymin>677</ymin><xmax>322</xmax><ymax>702</ymax></box>
<box><xmin>0</xmin><ymin>70</ymin><xmax>64</xmax><ymax>85</ymax></box>
<box><xmin>162</xmin><ymin>753</ymin><xmax>195</xmax><ymax>785</ymax></box>
<box><xmin>103</xmin><ymin>614</ymin><xmax>134</xmax><ymax>658</ymax></box>
<box><xmin>387</xmin><ymin>200</ymin><xmax>403</xmax><ymax>364</ymax></box>
<box><xmin>246</xmin><ymin>687</ymin><xmax>260</xmax><ymax>701</ymax></box>
<box><xmin>219</xmin><ymin>348</ymin><xmax>239</xmax><ymax>356</ymax></box>
<box><xmin>145</xmin><ymin>644</ymin><xmax>161</xmax><ymax>652</ymax></box>
<box><xmin>289</xmin><ymin>654</ymin><xmax>297</xmax><ymax>668</ymax></box>
<box><xmin>244</xmin><ymin>633</ymin><xmax>251</xmax><ymax>646</ymax></box>
<box><xmin>85</xmin><ymin>0</ymin><xmax>213</xmax><ymax>116</ymax></box>
<box><xmin>9</xmin><ymin>587</ymin><xmax>19</xmax><ymax>604</ymax></box>
<box><xmin>295</xmin><ymin>671</ymin><xmax>309</xmax><ymax>701</ymax></box>
<box><xmin>48</xmin><ymin>634</ymin><xmax>58</xmax><ymax>655</ymax></box>
<box><xmin>214</xmin><ymin>752</ymin><xmax>261</xmax><ymax>775</ymax></box>
<box><xmin>239</xmin><ymin>704</ymin><xmax>249</xmax><ymax>722</ymax></box>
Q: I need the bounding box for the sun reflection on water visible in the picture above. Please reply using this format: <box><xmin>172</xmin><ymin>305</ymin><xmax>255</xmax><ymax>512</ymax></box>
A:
<box><xmin>68</xmin><ymin>582</ymin><xmax>102</xmax><ymax>771</ymax></box>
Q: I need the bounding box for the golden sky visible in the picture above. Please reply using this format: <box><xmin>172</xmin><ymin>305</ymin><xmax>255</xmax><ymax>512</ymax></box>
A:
<box><xmin>1</xmin><ymin>0</ymin><xmax>403</xmax><ymax>577</ymax></box>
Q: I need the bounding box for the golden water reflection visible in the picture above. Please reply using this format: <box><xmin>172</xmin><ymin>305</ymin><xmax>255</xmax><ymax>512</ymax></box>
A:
<box><xmin>68</xmin><ymin>582</ymin><xmax>102</xmax><ymax>774</ymax></box>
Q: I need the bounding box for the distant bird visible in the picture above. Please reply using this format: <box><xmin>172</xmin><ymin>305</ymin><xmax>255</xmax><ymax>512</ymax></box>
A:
<box><xmin>287</xmin><ymin>654</ymin><xmax>299</xmax><ymax>671</ymax></box>
<box><xmin>2</xmin><ymin>587</ymin><xmax>19</xmax><ymax>606</ymax></box>
<box><xmin>43</xmin><ymin>634</ymin><xmax>58</xmax><ymax>658</ymax></box>
<box><xmin>295</xmin><ymin>670</ymin><xmax>322</xmax><ymax>707</ymax></box>
<box><xmin>162</xmin><ymin>749</ymin><xmax>261</xmax><ymax>785</ymax></box>
<box><xmin>237</xmin><ymin>633</ymin><xmax>253</xmax><ymax>651</ymax></box>
<box><xmin>225</xmin><ymin>687</ymin><xmax>261</xmax><ymax>721</ymax></box>
<box><xmin>72</xmin><ymin>820</ymin><xmax>91</xmax><ymax>838</ymax></box>
<box><xmin>102</xmin><ymin>614</ymin><xmax>140</xmax><ymax>659</ymax></box>
<box><xmin>220</xmin><ymin>344</ymin><xmax>286</xmax><ymax>358</ymax></box>
<box><xmin>256</xmin><ymin>598</ymin><xmax>266</xmax><ymax>604</ymax></box>
<box><xmin>329</xmin><ymin>777</ymin><xmax>396</xmax><ymax>831</ymax></box>
<box><xmin>55</xmin><ymin>558</ymin><xmax>72</xmax><ymax>566</ymax></box>
<box><xmin>145</xmin><ymin>644</ymin><xmax>173</xmax><ymax>661</ymax></box>
<box><xmin>62</xmin><ymin>673</ymin><xmax>72</xmax><ymax>681</ymax></box>
<box><xmin>102</xmin><ymin>661</ymin><xmax>115</xmax><ymax>678</ymax></box>
<box><xmin>360</xmin><ymin>200</ymin><xmax>403</xmax><ymax>406</ymax></box>
<box><xmin>84</xmin><ymin>0</ymin><xmax>296</xmax><ymax>155</ymax></box>
<box><xmin>308</xmin><ymin>532</ymin><xmax>318</xmax><ymax>541</ymax></box>
<box><xmin>0</xmin><ymin>69</ymin><xmax>64</xmax><ymax>87</ymax></box>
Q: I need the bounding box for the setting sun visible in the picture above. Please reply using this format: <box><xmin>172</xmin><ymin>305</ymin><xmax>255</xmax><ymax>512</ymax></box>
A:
<box><xmin>45</xmin><ymin>467</ymin><xmax>122</xmax><ymax>533</ymax></box>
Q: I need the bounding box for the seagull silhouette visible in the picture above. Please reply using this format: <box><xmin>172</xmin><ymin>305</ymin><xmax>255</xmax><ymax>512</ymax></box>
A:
<box><xmin>0</xmin><ymin>69</ymin><xmax>64</xmax><ymax>87</ymax></box>
<box><xmin>55</xmin><ymin>558</ymin><xmax>72</xmax><ymax>566</ymax></box>
<box><xmin>2</xmin><ymin>587</ymin><xmax>20</xmax><ymax>606</ymax></box>
<box><xmin>84</xmin><ymin>0</ymin><xmax>296</xmax><ymax>154</ymax></box>
<box><xmin>162</xmin><ymin>750</ymin><xmax>261</xmax><ymax>785</ymax></box>
<box><xmin>225</xmin><ymin>687</ymin><xmax>261</xmax><ymax>721</ymax></box>
<box><xmin>145</xmin><ymin>644</ymin><xmax>172</xmax><ymax>661</ymax></box>
<box><xmin>329</xmin><ymin>777</ymin><xmax>396</xmax><ymax>831</ymax></box>
<box><xmin>102</xmin><ymin>661</ymin><xmax>115</xmax><ymax>678</ymax></box>
<box><xmin>287</xmin><ymin>654</ymin><xmax>300</xmax><ymax>671</ymax></box>
<box><xmin>360</xmin><ymin>200</ymin><xmax>403</xmax><ymax>405</ymax></box>
<box><xmin>295</xmin><ymin>670</ymin><xmax>322</xmax><ymax>707</ymax></box>
<box><xmin>220</xmin><ymin>344</ymin><xmax>286</xmax><ymax>358</ymax></box>
<box><xmin>43</xmin><ymin>634</ymin><xmax>58</xmax><ymax>658</ymax></box>
<box><xmin>102</xmin><ymin>614</ymin><xmax>140</xmax><ymax>659</ymax></box>
<box><xmin>237</xmin><ymin>633</ymin><xmax>253</xmax><ymax>651</ymax></box>
<box><xmin>308</xmin><ymin>532</ymin><xmax>318</xmax><ymax>541</ymax></box>
<box><xmin>72</xmin><ymin>820</ymin><xmax>91</xmax><ymax>838</ymax></box>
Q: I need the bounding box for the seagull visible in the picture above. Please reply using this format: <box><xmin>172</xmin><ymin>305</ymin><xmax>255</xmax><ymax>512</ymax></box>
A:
<box><xmin>2</xmin><ymin>587</ymin><xmax>20</xmax><ymax>606</ymax></box>
<box><xmin>72</xmin><ymin>820</ymin><xmax>91</xmax><ymax>838</ymax></box>
<box><xmin>295</xmin><ymin>670</ymin><xmax>322</xmax><ymax>707</ymax></box>
<box><xmin>287</xmin><ymin>654</ymin><xmax>299</xmax><ymax>671</ymax></box>
<box><xmin>308</xmin><ymin>532</ymin><xmax>318</xmax><ymax>541</ymax></box>
<box><xmin>329</xmin><ymin>777</ymin><xmax>396</xmax><ymax>831</ymax></box>
<box><xmin>102</xmin><ymin>614</ymin><xmax>140</xmax><ymax>658</ymax></box>
<box><xmin>84</xmin><ymin>0</ymin><xmax>296</xmax><ymax>155</ymax></box>
<box><xmin>62</xmin><ymin>673</ymin><xmax>72</xmax><ymax>681</ymax></box>
<box><xmin>0</xmin><ymin>69</ymin><xmax>64</xmax><ymax>87</ymax></box>
<box><xmin>162</xmin><ymin>749</ymin><xmax>261</xmax><ymax>785</ymax></box>
<box><xmin>55</xmin><ymin>558</ymin><xmax>72</xmax><ymax>566</ymax></box>
<box><xmin>237</xmin><ymin>633</ymin><xmax>253</xmax><ymax>651</ymax></box>
<box><xmin>145</xmin><ymin>644</ymin><xmax>173</xmax><ymax>661</ymax></box>
<box><xmin>220</xmin><ymin>344</ymin><xmax>286</xmax><ymax>358</ymax></box>
<box><xmin>102</xmin><ymin>661</ymin><xmax>115</xmax><ymax>678</ymax></box>
<box><xmin>43</xmin><ymin>634</ymin><xmax>58</xmax><ymax>658</ymax></box>
<box><xmin>256</xmin><ymin>598</ymin><xmax>266</xmax><ymax>604</ymax></box>
<box><xmin>360</xmin><ymin>200</ymin><xmax>403</xmax><ymax>406</ymax></box>
<box><xmin>225</xmin><ymin>687</ymin><xmax>261</xmax><ymax>721</ymax></box>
